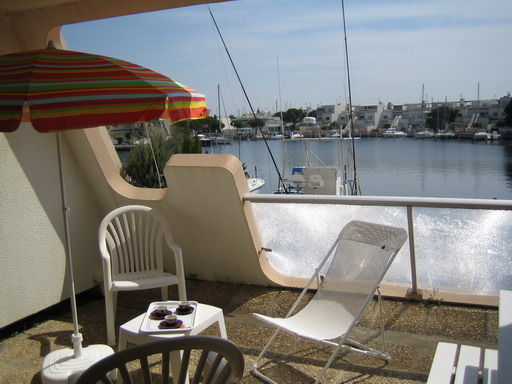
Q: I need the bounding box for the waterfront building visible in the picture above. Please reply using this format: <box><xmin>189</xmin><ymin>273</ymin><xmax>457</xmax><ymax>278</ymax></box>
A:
<box><xmin>353</xmin><ymin>103</ymin><xmax>385</xmax><ymax>134</ymax></box>
<box><xmin>107</xmin><ymin>119</ymin><xmax>170</xmax><ymax>145</ymax></box>
<box><xmin>262</xmin><ymin>116</ymin><xmax>284</xmax><ymax>136</ymax></box>
<box><xmin>377</xmin><ymin>103</ymin><xmax>426</xmax><ymax>135</ymax></box>
<box><xmin>448</xmin><ymin>97</ymin><xmax>506</xmax><ymax>133</ymax></box>
<box><xmin>377</xmin><ymin>104</ymin><xmax>394</xmax><ymax>131</ymax></box>
<box><xmin>316</xmin><ymin>103</ymin><xmax>346</xmax><ymax>128</ymax></box>
<box><xmin>401</xmin><ymin>103</ymin><xmax>427</xmax><ymax>133</ymax></box>
<box><xmin>488</xmin><ymin>95</ymin><xmax>511</xmax><ymax>129</ymax></box>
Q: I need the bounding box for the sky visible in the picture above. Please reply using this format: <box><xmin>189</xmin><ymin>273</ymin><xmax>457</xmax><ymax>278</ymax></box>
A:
<box><xmin>62</xmin><ymin>0</ymin><xmax>512</xmax><ymax>116</ymax></box>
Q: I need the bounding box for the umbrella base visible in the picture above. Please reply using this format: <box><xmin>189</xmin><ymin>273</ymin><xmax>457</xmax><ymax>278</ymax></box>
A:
<box><xmin>41</xmin><ymin>344</ymin><xmax>114</xmax><ymax>384</ymax></box>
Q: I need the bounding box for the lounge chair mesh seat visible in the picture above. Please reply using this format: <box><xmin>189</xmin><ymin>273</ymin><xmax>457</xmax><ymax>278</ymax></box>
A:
<box><xmin>253</xmin><ymin>220</ymin><xmax>408</xmax><ymax>384</ymax></box>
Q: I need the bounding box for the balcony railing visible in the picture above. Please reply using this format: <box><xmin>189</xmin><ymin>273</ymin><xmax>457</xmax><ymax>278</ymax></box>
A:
<box><xmin>244</xmin><ymin>194</ymin><xmax>512</xmax><ymax>305</ymax></box>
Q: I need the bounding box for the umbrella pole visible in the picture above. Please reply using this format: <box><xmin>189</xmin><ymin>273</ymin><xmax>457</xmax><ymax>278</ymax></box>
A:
<box><xmin>56</xmin><ymin>132</ymin><xmax>83</xmax><ymax>358</ymax></box>
<box><xmin>41</xmin><ymin>135</ymin><xmax>115</xmax><ymax>380</ymax></box>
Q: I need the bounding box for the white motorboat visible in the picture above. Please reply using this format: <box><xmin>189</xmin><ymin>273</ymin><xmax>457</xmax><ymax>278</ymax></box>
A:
<box><xmin>414</xmin><ymin>129</ymin><xmax>434</xmax><ymax>139</ymax></box>
<box><xmin>383</xmin><ymin>128</ymin><xmax>407</xmax><ymax>138</ymax></box>
<box><xmin>435</xmin><ymin>131</ymin><xmax>455</xmax><ymax>139</ymax></box>
<box><xmin>472</xmin><ymin>130</ymin><xmax>490</xmax><ymax>141</ymax></box>
<box><xmin>212</xmin><ymin>136</ymin><xmax>232</xmax><ymax>145</ymax></box>
<box><xmin>490</xmin><ymin>131</ymin><xmax>501</xmax><ymax>140</ymax></box>
<box><xmin>247</xmin><ymin>177</ymin><xmax>265</xmax><ymax>193</ymax></box>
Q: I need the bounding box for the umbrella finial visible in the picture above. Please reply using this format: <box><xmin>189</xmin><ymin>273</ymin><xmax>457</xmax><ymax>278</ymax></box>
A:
<box><xmin>47</xmin><ymin>40</ymin><xmax>57</xmax><ymax>49</ymax></box>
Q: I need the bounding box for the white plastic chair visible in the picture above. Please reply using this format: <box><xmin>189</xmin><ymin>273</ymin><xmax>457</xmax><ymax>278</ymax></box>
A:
<box><xmin>75</xmin><ymin>336</ymin><xmax>244</xmax><ymax>384</ymax></box>
<box><xmin>252</xmin><ymin>220</ymin><xmax>407</xmax><ymax>384</ymax></box>
<box><xmin>99</xmin><ymin>205</ymin><xmax>187</xmax><ymax>346</ymax></box>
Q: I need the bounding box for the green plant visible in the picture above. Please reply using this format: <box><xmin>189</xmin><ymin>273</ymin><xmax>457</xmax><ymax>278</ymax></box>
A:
<box><xmin>123</xmin><ymin>134</ymin><xmax>173</xmax><ymax>188</ymax></box>
<box><xmin>123</xmin><ymin>124</ymin><xmax>203</xmax><ymax>188</ymax></box>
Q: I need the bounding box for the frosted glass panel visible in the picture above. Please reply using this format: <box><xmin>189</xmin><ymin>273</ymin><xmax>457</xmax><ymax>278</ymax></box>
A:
<box><xmin>251</xmin><ymin>203</ymin><xmax>512</xmax><ymax>295</ymax></box>
<box><xmin>413</xmin><ymin>208</ymin><xmax>512</xmax><ymax>293</ymax></box>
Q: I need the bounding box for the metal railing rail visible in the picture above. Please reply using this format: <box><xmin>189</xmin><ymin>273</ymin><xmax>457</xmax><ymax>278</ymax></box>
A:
<box><xmin>244</xmin><ymin>194</ymin><xmax>512</xmax><ymax>296</ymax></box>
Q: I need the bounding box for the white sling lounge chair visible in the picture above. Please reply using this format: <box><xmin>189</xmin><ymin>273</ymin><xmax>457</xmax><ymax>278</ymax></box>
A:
<box><xmin>252</xmin><ymin>220</ymin><xmax>407</xmax><ymax>384</ymax></box>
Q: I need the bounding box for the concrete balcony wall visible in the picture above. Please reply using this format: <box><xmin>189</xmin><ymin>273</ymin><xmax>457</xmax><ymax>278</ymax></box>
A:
<box><xmin>0</xmin><ymin>126</ymin><xmax>259</xmax><ymax>329</ymax></box>
<box><xmin>66</xmin><ymin>128</ymin><xmax>276</xmax><ymax>286</ymax></box>
<box><xmin>0</xmin><ymin>126</ymin><xmax>104</xmax><ymax>328</ymax></box>
<box><xmin>1</xmin><ymin>123</ymin><xmax>276</xmax><ymax>328</ymax></box>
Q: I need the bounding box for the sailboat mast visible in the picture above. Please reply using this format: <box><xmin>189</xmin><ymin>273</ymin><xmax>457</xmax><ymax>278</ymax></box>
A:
<box><xmin>277</xmin><ymin>54</ymin><xmax>285</xmax><ymax>137</ymax></box>
<box><xmin>341</xmin><ymin>0</ymin><xmax>360</xmax><ymax>195</ymax></box>
<box><xmin>421</xmin><ymin>83</ymin><xmax>425</xmax><ymax>110</ymax></box>
<box><xmin>218</xmin><ymin>84</ymin><xmax>222</xmax><ymax>133</ymax></box>
<box><xmin>208</xmin><ymin>5</ymin><xmax>287</xmax><ymax>192</ymax></box>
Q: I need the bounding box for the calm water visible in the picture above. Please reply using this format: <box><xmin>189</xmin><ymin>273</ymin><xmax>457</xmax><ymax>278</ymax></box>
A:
<box><xmin>210</xmin><ymin>137</ymin><xmax>512</xmax><ymax>199</ymax></box>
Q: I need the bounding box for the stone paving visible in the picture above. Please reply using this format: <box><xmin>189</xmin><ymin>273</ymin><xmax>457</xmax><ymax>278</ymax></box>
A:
<box><xmin>0</xmin><ymin>280</ymin><xmax>498</xmax><ymax>383</ymax></box>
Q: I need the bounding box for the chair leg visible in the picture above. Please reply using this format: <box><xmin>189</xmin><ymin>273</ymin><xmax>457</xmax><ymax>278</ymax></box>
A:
<box><xmin>342</xmin><ymin>337</ymin><xmax>390</xmax><ymax>360</ymax></box>
<box><xmin>217</xmin><ymin>314</ymin><xmax>227</xmax><ymax>339</ymax></box>
<box><xmin>113</xmin><ymin>291</ymin><xmax>118</xmax><ymax>314</ymax></box>
<box><xmin>161</xmin><ymin>286</ymin><xmax>168</xmax><ymax>301</ymax></box>
<box><xmin>251</xmin><ymin>328</ymin><xmax>281</xmax><ymax>384</ymax></box>
<box><xmin>316</xmin><ymin>334</ymin><xmax>390</xmax><ymax>384</ymax></box>
<box><xmin>377</xmin><ymin>288</ymin><xmax>387</xmax><ymax>353</ymax></box>
<box><xmin>105</xmin><ymin>290</ymin><xmax>116</xmax><ymax>346</ymax></box>
<box><xmin>316</xmin><ymin>344</ymin><xmax>343</xmax><ymax>384</ymax></box>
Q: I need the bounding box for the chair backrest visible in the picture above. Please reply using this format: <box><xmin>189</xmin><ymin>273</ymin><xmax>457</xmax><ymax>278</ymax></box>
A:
<box><xmin>300</xmin><ymin>220</ymin><xmax>407</xmax><ymax>339</ymax></box>
<box><xmin>98</xmin><ymin>205</ymin><xmax>174</xmax><ymax>278</ymax></box>
<box><xmin>75</xmin><ymin>336</ymin><xmax>245</xmax><ymax>384</ymax></box>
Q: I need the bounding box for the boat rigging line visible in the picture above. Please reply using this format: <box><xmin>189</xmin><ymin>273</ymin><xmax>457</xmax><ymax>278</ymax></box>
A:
<box><xmin>341</xmin><ymin>0</ymin><xmax>361</xmax><ymax>195</ymax></box>
<box><xmin>207</xmin><ymin>5</ymin><xmax>288</xmax><ymax>193</ymax></box>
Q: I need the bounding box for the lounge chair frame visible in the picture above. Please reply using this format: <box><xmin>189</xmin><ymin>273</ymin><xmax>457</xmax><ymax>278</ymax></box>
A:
<box><xmin>252</xmin><ymin>220</ymin><xmax>407</xmax><ymax>384</ymax></box>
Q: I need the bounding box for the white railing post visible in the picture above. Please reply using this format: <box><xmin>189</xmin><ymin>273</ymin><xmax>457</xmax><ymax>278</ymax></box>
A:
<box><xmin>406</xmin><ymin>205</ymin><xmax>420</xmax><ymax>298</ymax></box>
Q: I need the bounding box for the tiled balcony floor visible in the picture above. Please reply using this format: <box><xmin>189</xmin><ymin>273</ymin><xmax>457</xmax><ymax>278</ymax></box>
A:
<box><xmin>0</xmin><ymin>280</ymin><xmax>498</xmax><ymax>383</ymax></box>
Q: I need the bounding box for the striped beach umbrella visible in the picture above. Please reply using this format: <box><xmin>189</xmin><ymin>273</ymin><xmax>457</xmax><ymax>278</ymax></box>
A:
<box><xmin>0</xmin><ymin>47</ymin><xmax>207</xmax><ymax>132</ymax></box>
<box><xmin>0</xmin><ymin>45</ymin><xmax>208</xmax><ymax>380</ymax></box>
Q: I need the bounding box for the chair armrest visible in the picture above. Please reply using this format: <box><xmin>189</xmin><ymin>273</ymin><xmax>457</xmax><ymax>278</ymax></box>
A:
<box><xmin>165</xmin><ymin>240</ymin><xmax>187</xmax><ymax>302</ymax></box>
<box><xmin>98</xmin><ymin>238</ymin><xmax>113</xmax><ymax>289</ymax></box>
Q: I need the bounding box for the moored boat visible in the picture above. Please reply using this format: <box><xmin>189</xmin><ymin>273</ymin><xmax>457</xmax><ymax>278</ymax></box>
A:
<box><xmin>472</xmin><ymin>130</ymin><xmax>490</xmax><ymax>141</ymax></box>
<box><xmin>414</xmin><ymin>129</ymin><xmax>434</xmax><ymax>139</ymax></box>
<box><xmin>247</xmin><ymin>177</ymin><xmax>265</xmax><ymax>193</ymax></box>
<box><xmin>435</xmin><ymin>131</ymin><xmax>455</xmax><ymax>139</ymax></box>
<box><xmin>383</xmin><ymin>128</ymin><xmax>407</xmax><ymax>138</ymax></box>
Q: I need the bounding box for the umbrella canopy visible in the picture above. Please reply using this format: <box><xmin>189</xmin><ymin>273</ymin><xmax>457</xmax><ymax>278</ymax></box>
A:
<box><xmin>0</xmin><ymin>47</ymin><xmax>207</xmax><ymax>133</ymax></box>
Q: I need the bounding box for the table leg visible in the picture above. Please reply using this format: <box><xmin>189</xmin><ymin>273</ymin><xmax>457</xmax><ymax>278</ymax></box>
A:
<box><xmin>118</xmin><ymin>329</ymin><xmax>127</xmax><ymax>351</ymax></box>
<box><xmin>170</xmin><ymin>350</ymin><xmax>190</xmax><ymax>384</ymax></box>
<box><xmin>217</xmin><ymin>313</ymin><xmax>227</xmax><ymax>339</ymax></box>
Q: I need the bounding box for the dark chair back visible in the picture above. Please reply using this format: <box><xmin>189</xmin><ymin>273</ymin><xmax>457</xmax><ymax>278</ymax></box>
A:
<box><xmin>76</xmin><ymin>336</ymin><xmax>244</xmax><ymax>384</ymax></box>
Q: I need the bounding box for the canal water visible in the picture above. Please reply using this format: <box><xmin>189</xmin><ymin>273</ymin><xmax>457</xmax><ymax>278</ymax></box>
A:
<box><xmin>209</xmin><ymin>137</ymin><xmax>512</xmax><ymax>199</ymax></box>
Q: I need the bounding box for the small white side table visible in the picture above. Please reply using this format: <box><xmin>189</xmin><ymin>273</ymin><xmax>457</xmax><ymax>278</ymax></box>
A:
<box><xmin>118</xmin><ymin>303</ymin><xmax>227</xmax><ymax>351</ymax></box>
<box><xmin>118</xmin><ymin>303</ymin><xmax>227</xmax><ymax>382</ymax></box>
